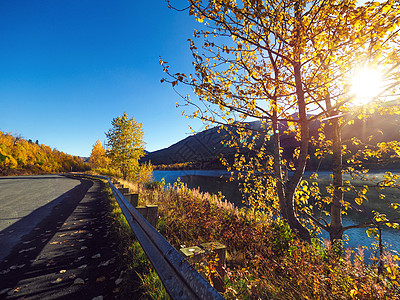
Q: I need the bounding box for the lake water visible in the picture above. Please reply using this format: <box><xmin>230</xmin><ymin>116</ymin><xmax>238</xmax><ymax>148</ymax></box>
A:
<box><xmin>153</xmin><ymin>170</ymin><xmax>400</xmax><ymax>260</ymax></box>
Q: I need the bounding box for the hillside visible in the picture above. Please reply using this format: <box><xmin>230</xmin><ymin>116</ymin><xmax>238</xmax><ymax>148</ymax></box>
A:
<box><xmin>142</xmin><ymin>119</ymin><xmax>316</xmax><ymax>168</ymax></box>
<box><xmin>0</xmin><ymin>131</ymin><xmax>90</xmax><ymax>176</ymax></box>
<box><xmin>143</xmin><ymin>111</ymin><xmax>400</xmax><ymax>170</ymax></box>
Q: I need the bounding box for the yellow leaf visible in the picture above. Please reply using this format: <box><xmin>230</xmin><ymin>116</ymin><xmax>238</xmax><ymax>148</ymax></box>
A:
<box><xmin>366</xmin><ymin>228</ymin><xmax>377</xmax><ymax>238</ymax></box>
<box><xmin>350</xmin><ymin>289</ymin><xmax>358</xmax><ymax>298</ymax></box>
<box><xmin>382</xmin><ymin>5</ymin><xmax>391</xmax><ymax>14</ymax></box>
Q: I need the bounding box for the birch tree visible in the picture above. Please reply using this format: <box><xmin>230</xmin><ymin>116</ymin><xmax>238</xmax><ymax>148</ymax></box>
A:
<box><xmin>161</xmin><ymin>0</ymin><xmax>400</xmax><ymax>243</ymax></box>
<box><xmin>106</xmin><ymin>112</ymin><xmax>145</xmax><ymax>180</ymax></box>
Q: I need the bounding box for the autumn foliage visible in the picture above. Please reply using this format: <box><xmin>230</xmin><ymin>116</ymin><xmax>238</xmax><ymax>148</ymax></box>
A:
<box><xmin>88</xmin><ymin>140</ymin><xmax>110</xmax><ymax>169</ymax></box>
<box><xmin>105</xmin><ymin>113</ymin><xmax>146</xmax><ymax>180</ymax></box>
<box><xmin>162</xmin><ymin>0</ymin><xmax>400</xmax><ymax>244</ymax></box>
<box><xmin>0</xmin><ymin>131</ymin><xmax>89</xmax><ymax>176</ymax></box>
<box><xmin>88</xmin><ymin>113</ymin><xmax>153</xmax><ymax>184</ymax></box>
<box><xmin>141</xmin><ymin>181</ymin><xmax>400</xmax><ymax>299</ymax></box>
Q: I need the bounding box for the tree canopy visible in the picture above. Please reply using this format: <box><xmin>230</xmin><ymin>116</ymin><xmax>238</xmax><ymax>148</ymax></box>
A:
<box><xmin>162</xmin><ymin>0</ymin><xmax>400</xmax><ymax>244</ymax></box>
<box><xmin>89</xmin><ymin>140</ymin><xmax>110</xmax><ymax>169</ymax></box>
<box><xmin>105</xmin><ymin>112</ymin><xmax>146</xmax><ymax>180</ymax></box>
<box><xmin>0</xmin><ymin>131</ymin><xmax>89</xmax><ymax>175</ymax></box>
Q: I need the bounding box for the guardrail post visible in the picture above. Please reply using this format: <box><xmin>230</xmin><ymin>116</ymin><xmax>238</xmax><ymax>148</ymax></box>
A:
<box><xmin>118</xmin><ymin>187</ymin><xmax>130</xmax><ymax>195</ymax></box>
<box><xmin>180</xmin><ymin>246</ymin><xmax>206</xmax><ymax>264</ymax></box>
<box><xmin>136</xmin><ymin>206</ymin><xmax>147</xmax><ymax>219</ymax></box>
<box><xmin>145</xmin><ymin>205</ymin><xmax>158</xmax><ymax>228</ymax></box>
<box><xmin>125</xmin><ymin>193</ymin><xmax>139</xmax><ymax>207</ymax></box>
<box><xmin>136</xmin><ymin>205</ymin><xmax>158</xmax><ymax>227</ymax></box>
<box><xmin>201</xmin><ymin>242</ymin><xmax>227</xmax><ymax>293</ymax></box>
<box><xmin>180</xmin><ymin>242</ymin><xmax>227</xmax><ymax>293</ymax></box>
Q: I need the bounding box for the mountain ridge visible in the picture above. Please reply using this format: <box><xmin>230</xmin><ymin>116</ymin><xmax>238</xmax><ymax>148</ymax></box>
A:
<box><xmin>142</xmin><ymin>111</ymin><xmax>400</xmax><ymax>170</ymax></box>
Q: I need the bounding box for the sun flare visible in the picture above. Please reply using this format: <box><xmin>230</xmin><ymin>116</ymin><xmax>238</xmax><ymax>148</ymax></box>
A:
<box><xmin>349</xmin><ymin>67</ymin><xmax>384</xmax><ymax>105</ymax></box>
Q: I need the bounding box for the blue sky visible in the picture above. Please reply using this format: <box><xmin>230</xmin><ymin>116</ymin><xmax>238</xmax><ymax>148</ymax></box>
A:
<box><xmin>0</xmin><ymin>0</ymin><xmax>203</xmax><ymax>157</ymax></box>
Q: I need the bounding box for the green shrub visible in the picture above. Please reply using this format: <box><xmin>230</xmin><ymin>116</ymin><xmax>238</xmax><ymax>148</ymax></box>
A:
<box><xmin>270</xmin><ymin>219</ymin><xmax>294</xmax><ymax>257</ymax></box>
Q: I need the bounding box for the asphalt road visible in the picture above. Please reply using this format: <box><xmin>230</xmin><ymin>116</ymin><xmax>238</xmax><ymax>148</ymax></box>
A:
<box><xmin>0</xmin><ymin>175</ymin><xmax>125</xmax><ymax>299</ymax></box>
<box><xmin>0</xmin><ymin>175</ymin><xmax>80</xmax><ymax>261</ymax></box>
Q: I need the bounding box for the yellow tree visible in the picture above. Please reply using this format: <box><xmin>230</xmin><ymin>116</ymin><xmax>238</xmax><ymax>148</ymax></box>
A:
<box><xmin>162</xmin><ymin>0</ymin><xmax>400</xmax><ymax>242</ymax></box>
<box><xmin>105</xmin><ymin>112</ymin><xmax>146</xmax><ymax>180</ymax></box>
<box><xmin>89</xmin><ymin>140</ymin><xmax>109</xmax><ymax>169</ymax></box>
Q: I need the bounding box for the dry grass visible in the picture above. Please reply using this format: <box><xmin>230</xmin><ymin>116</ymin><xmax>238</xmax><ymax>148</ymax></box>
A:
<box><xmin>112</xmin><ymin>177</ymin><xmax>400</xmax><ymax>299</ymax></box>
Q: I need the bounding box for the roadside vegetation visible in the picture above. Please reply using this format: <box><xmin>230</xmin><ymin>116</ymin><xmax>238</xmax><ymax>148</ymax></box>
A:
<box><xmin>0</xmin><ymin>131</ymin><xmax>89</xmax><ymax>176</ymax></box>
<box><xmin>84</xmin><ymin>110</ymin><xmax>400</xmax><ymax>298</ymax></box>
<box><xmin>101</xmin><ymin>181</ymin><xmax>168</xmax><ymax>299</ymax></box>
<box><xmin>104</xmin><ymin>176</ymin><xmax>399</xmax><ymax>299</ymax></box>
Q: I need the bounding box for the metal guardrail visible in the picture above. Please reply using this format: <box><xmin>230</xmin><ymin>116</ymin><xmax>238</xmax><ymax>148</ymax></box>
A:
<box><xmin>89</xmin><ymin>175</ymin><xmax>225</xmax><ymax>300</ymax></box>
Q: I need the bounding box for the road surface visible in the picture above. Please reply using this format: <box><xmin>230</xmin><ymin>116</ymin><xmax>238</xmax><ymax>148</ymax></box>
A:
<box><xmin>0</xmin><ymin>175</ymin><xmax>80</xmax><ymax>260</ymax></box>
<box><xmin>0</xmin><ymin>175</ymin><xmax>124</xmax><ymax>299</ymax></box>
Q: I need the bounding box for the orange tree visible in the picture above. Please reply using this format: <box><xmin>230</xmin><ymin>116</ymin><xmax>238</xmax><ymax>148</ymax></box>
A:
<box><xmin>0</xmin><ymin>131</ymin><xmax>89</xmax><ymax>174</ymax></box>
<box><xmin>161</xmin><ymin>0</ymin><xmax>400</xmax><ymax>244</ymax></box>
<box><xmin>89</xmin><ymin>140</ymin><xmax>110</xmax><ymax>169</ymax></box>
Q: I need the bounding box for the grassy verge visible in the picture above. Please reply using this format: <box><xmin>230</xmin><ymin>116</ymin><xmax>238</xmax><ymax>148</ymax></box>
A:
<box><xmin>101</xmin><ymin>180</ymin><xmax>169</xmax><ymax>299</ymax></box>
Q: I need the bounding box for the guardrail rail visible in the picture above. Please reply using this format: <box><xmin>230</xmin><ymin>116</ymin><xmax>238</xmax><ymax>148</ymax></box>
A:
<box><xmin>87</xmin><ymin>174</ymin><xmax>225</xmax><ymax>300</ymax></box>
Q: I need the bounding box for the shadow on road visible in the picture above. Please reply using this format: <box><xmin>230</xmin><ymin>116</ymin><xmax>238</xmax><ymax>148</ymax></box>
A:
<box><xmin>0</xmin><ymin>177</ymin><xmax>123</xmax><ymax>300</ymax></box>
<box><xmin>0</xmin><ymin>178</ymin><xmax>93</xmax><ymax>285</ymax></box>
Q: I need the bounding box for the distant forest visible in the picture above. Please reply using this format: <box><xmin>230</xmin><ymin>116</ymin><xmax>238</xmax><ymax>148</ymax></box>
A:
<box><xmin>0</xmin><ymin>131</ymin><xmax>90</xmax><ymax>176</ymax></box>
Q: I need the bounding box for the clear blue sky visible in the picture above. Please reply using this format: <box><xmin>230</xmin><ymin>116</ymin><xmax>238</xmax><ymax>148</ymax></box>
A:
<box><xmin>0</xmin><ymin>0</ymin><xmax>203</xmax><ymax>157</ymax></box>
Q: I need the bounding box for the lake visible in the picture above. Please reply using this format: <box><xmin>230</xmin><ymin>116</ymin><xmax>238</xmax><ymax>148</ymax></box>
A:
<box><xmin>153</xmin><ymin>170</ymin><xmax>400</xmax><ymax>260</ymax></box>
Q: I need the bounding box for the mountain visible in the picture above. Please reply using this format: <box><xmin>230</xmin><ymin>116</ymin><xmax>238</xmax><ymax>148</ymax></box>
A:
<box><xmin>142</xmin><ymin>110</ymin><xmax>400</xmax><ymax>169</ymax></box>
<box><xmin>142</xmin><ymin>120</ymin><xmax>307</xmax><ymax>168</ymax></box>
<box><xmin>80</xmin><ymin>157</ymin><xmax>90</xmax><ymax>163</ymax></box>
<box><xmin>142</xmin><ymin>124</ymin><xmax>234</xmax><ymax>167</ymax></box>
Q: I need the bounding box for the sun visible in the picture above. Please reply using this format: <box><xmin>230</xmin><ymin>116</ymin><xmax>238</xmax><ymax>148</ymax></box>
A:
<box><xmin>349</xmin><ymin>67</ymin><xmax>384</xmax><ymax>105</ymax></box>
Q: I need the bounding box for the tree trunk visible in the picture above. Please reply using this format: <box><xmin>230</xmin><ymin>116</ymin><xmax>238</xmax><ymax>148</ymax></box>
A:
<box><xmin>278</xmin><ymin>2</ymin><xmax>311</xmax><ymax>242</ymax></box>
<box><xmin>272</xmin><ymin>108</ymin><xmax>310</xmax><ymax>242</ymax></box>
<box><xmin>278</xmin><ymin>59</ymin><xmax>311</xmax><ymax>242</ymax></box>
<box><xmin>329</xmin><ymin>114</ymin><xmax>344</xmax><ymax>242</ymax></box>
<box><xmin>285</xmin><ymin>187</ymin><xmax>312</xmax><ymax>241</ymax></box>
<box><xmin>272</xmin><ymin>106</ymin><xmax>287</xmax><ymax>218</ymax></box>
<box><xmin>325</xmin><ymin>94</ymin><xmax>344</xmax><ymax>242</ymax></box>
